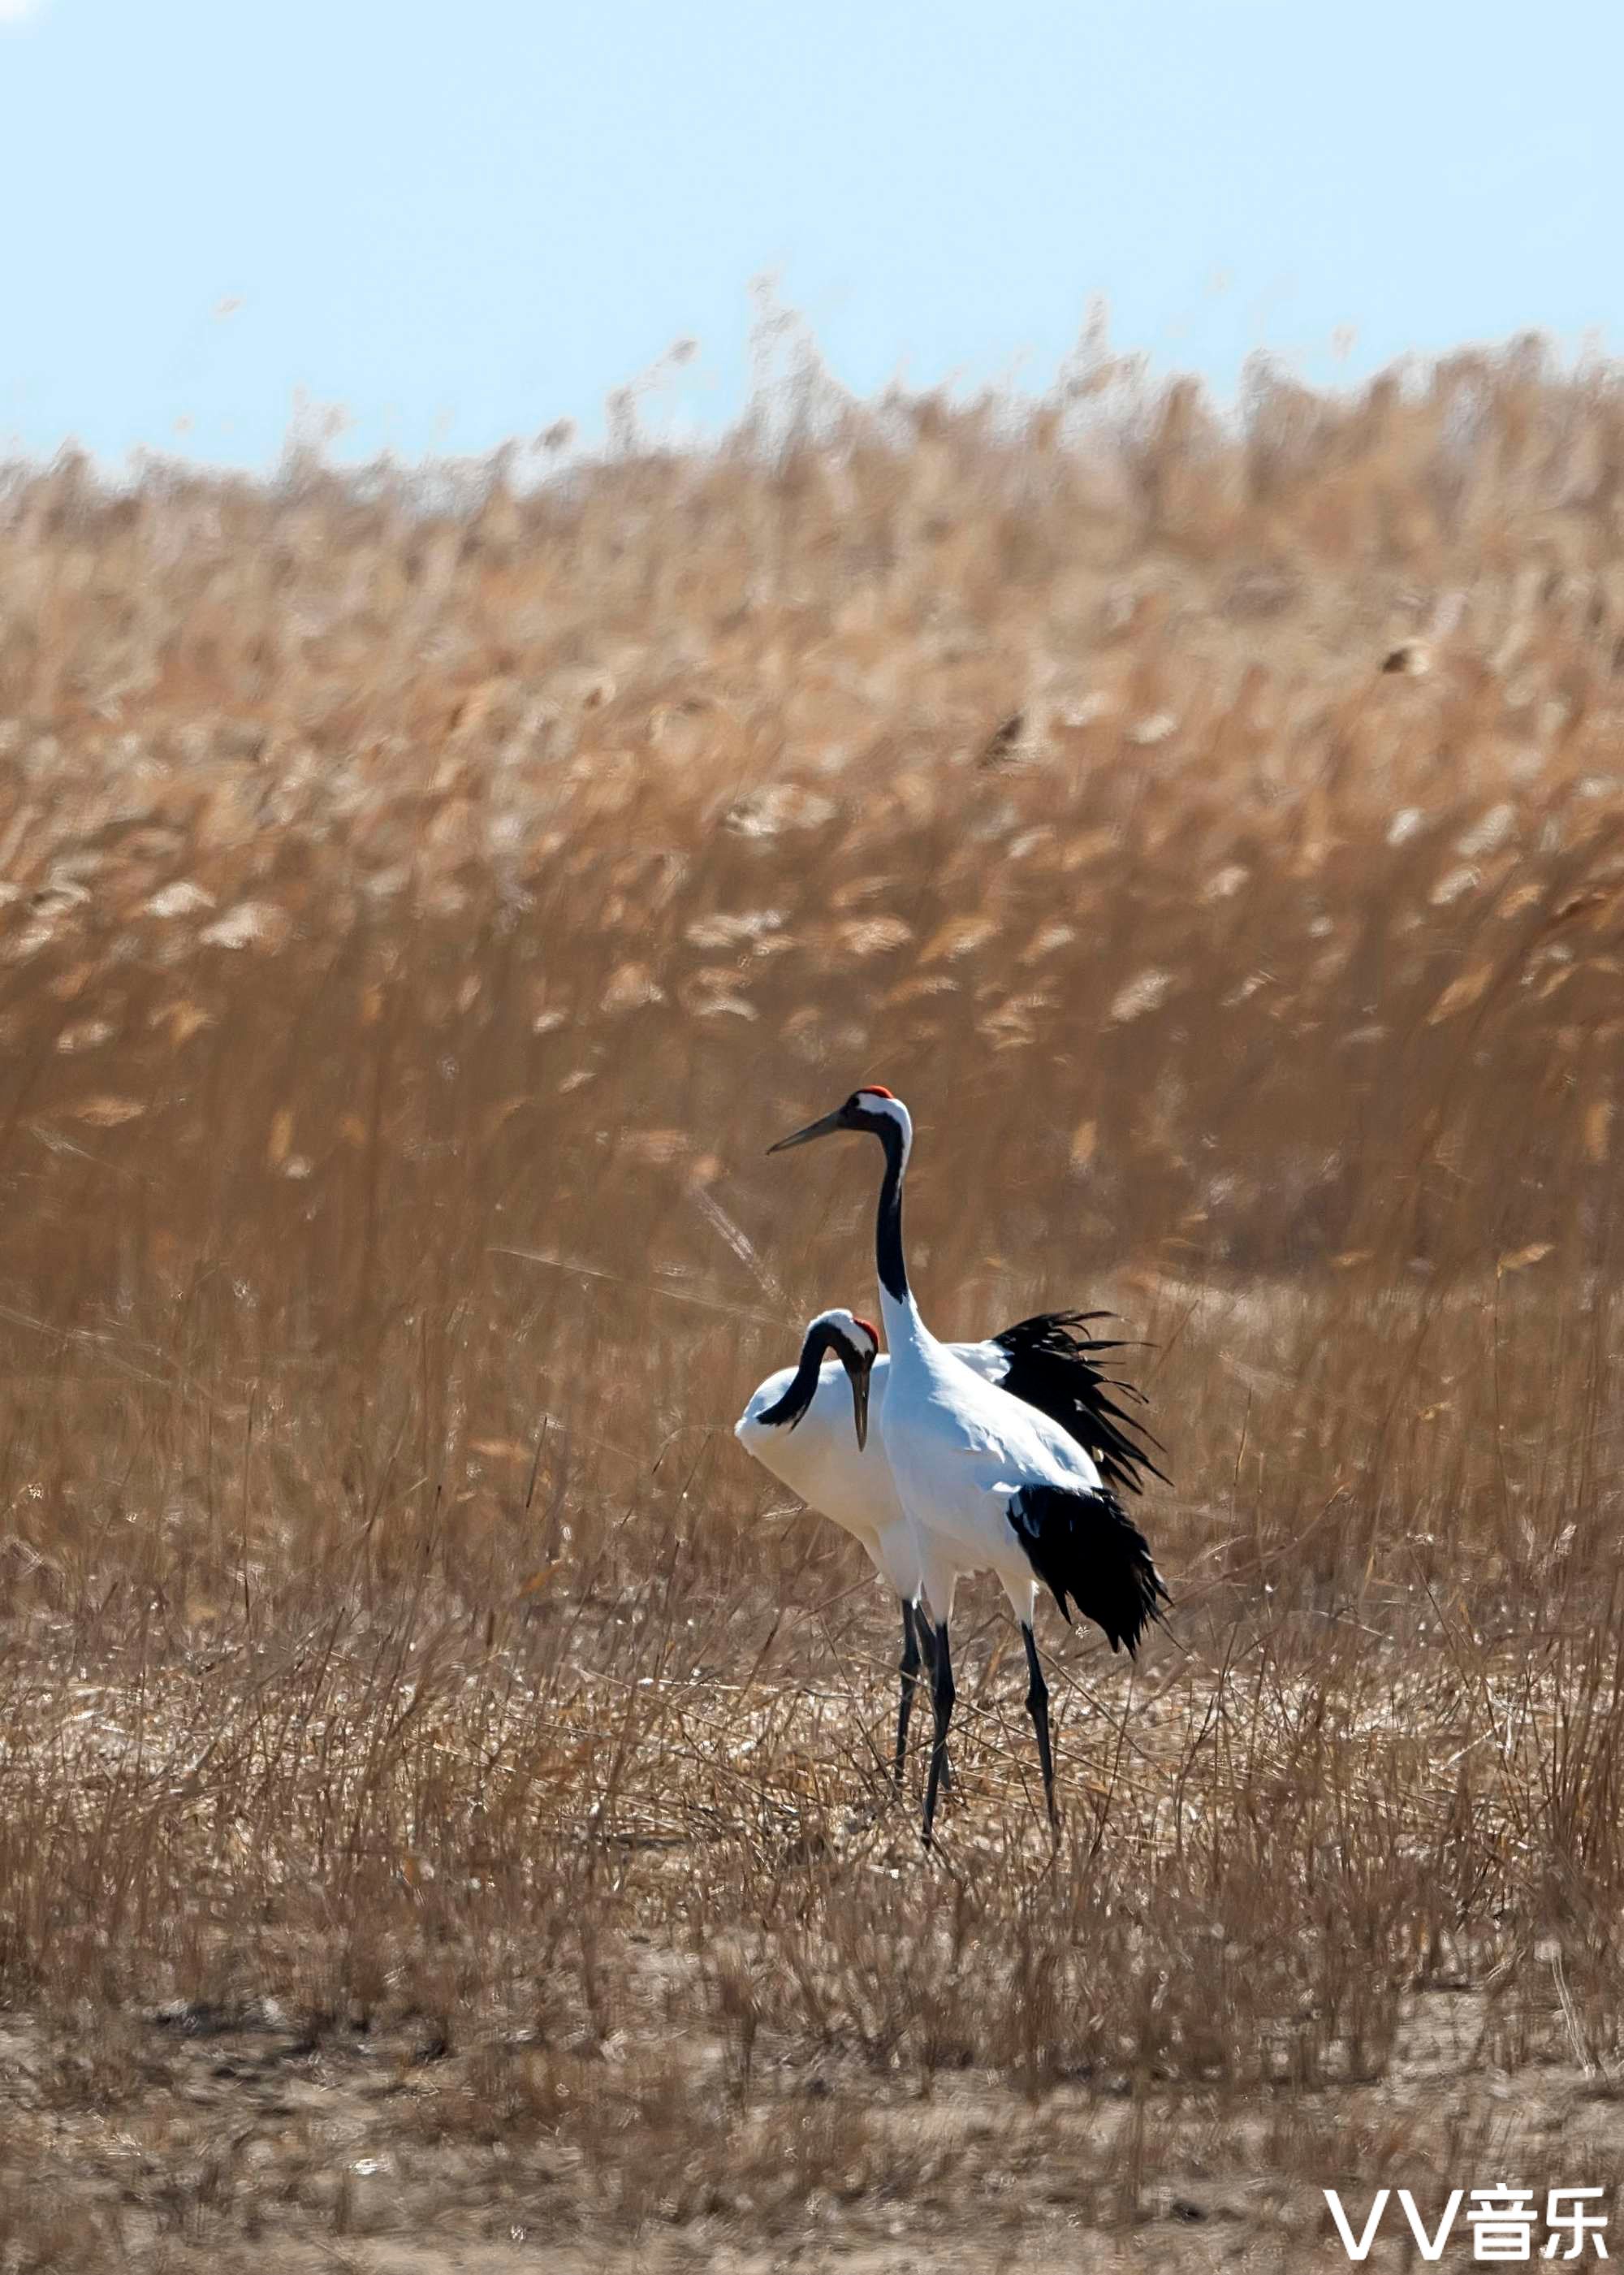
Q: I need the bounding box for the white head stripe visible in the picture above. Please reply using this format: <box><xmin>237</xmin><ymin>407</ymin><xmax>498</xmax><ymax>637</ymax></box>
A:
<box><xmin>807</xmin><ymin>1308</ymin><xmax>879</xmax><ymax>1356</ymax></box>
<box><xmin>856</xmin><ymin>1092</ymin><xmax>911</xmax><ymax>1138</ymax></box>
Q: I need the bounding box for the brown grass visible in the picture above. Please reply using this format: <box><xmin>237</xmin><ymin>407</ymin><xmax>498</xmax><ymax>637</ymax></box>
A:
<box><xmin>5</xmin><ymin>331</ymin><xmax>1624</xmax><ymax>2268</ymax></box>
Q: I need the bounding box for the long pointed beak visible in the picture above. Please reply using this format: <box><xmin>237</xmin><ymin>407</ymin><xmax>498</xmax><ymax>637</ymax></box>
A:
<box><xmin>850</xmin><ymin>1360</ymin><xmax>872</xmax><ymax>1453</ymax></box>
<box><xmin>767</xmin><ymin>1105</ymin><xmax>848</xmax><ymax>1155</ymax></box>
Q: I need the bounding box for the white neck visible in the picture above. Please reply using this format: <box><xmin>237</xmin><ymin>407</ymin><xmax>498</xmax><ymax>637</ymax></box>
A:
<box><xmin>879</xmin><ymin>1282</ymin><xmax>935</xmax><ymax>1369</ymax></box>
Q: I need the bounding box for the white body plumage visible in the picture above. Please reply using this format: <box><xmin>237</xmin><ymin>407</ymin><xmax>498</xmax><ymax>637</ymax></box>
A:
<box><xmin>735</xmin><ymin>1330</ymin><xmax>1021</xmax><ymax>1607</ymax></box>
<box><xmin>874</xmin><ymin>1290</ymin><xmax>1108</xmax><ymax>1625</ymax></box>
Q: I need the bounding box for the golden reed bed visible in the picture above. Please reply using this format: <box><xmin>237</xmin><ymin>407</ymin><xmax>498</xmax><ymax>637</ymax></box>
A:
<box><xmin>2</xmin><ymin>338</ymin><xmax>1624</xmax><ymax>2267</ymax></box>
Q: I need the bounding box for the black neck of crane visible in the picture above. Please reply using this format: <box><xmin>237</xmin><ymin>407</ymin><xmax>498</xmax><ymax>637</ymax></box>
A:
<box><xmin>874</xmin><ymin>1118</ymin><xmax>909</xmax><ymax>1306</ymax></box>
<box><xmin>757</xmin><ymin>1320</ymin><xmax>841</xmax><ymax>1430</ymax></box>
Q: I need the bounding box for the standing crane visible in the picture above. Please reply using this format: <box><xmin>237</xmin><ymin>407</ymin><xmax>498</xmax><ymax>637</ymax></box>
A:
<box><xmin>736</xmin><ymin>1308</ymin><xmax>931</xmax><ymax>1784</ymax></box>
<box><xmin>770</xmin><ymin>1087</ymin><xmax>1169</xmax><ymax>1845</ymax></box>
<box><xmin>736</xmin><ymin>1304</ymin><xmax>1165</xmax><ymax>1793</ymax></box>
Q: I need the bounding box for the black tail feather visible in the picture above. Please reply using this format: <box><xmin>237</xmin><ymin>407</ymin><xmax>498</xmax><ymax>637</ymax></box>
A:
<box><xmin>1008</xmin><ymin>1481</ymin><xmax>1171</xmax><ymax>1655</ymax></box>
<box><xmin>992</xmin><ymin>1309</ymin><xmax>1172</xmax><ymax>1499</ymax></box>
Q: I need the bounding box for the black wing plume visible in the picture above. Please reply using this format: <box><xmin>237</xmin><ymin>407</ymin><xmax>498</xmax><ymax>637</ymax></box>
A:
<box><xmin>991</xmin><ymin>1308</ymin><xmax>1171</xmax><ymax>1497</ymax></box>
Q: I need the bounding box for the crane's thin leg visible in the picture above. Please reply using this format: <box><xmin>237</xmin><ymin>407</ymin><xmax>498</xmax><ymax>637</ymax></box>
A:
<box><xmin>1021</xmin><ymin>1621</ymin><xmax>1059</xmax><ymax>1830</ymax></box>
<box><xmin>922</xmin><ymin>1621</ymin><xmax>956</xmax><ymax>1847</ymax></box>
<box><xmin>894</xmin><ymin>1599</ymin><xmax>922</xmax><ymax>1786</ymax></box>
<box><xmin>907</xmin><ymin>1611</ymin><xmax>952</xmax><ymax>1790</ymax></box>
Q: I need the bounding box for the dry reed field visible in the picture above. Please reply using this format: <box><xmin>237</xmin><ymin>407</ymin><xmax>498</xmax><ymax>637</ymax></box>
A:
<box><xmin>7</xmin><ymin>331</ymin><xmax>1624</xmax><ymax>2270</ymax></box>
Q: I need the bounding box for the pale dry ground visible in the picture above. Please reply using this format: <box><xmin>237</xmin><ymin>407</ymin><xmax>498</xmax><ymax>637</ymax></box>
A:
<box><xmin>6</xmin><ymin>336</ymin><xmax>1624</xmax><ymax>2268</ymax></box>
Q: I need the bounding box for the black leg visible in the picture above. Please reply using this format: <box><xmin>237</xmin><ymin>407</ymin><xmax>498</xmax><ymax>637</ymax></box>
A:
<box><xmin>922</xmin><ymin>1620</ymin><xmax>956</xmax><ymax>1846</ymax></box>
<box><xmin>913</xmin><ymin>1615</ymin><xmax>952</xmax><ymax>1789</ymax></box>
<box><xmin>1022</xmin><ymin>1621</ymin><xmax>1059</xmax><ymax>1828</ymax></box>
<box><xmin>894</xmin><ymin>1599</ymin><xmax>922</xmax><ymax>1786</ymax></box>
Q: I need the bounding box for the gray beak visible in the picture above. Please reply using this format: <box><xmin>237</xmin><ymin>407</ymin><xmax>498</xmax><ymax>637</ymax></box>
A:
<box><xmin>767</xmin><ymin>1105</ymin><xmax>849</xmax><ymax>1155</ymax></box>
<box><xmin>850</xmin><ymin>1359</ymin><xmax>872</xmax><ymax>1453</ymax></box>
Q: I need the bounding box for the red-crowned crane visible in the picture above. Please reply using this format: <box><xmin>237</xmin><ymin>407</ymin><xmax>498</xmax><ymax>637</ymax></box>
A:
<box><xmin>736</xmin><ymin>1304</ymin><xmax>1165</xmax><ymax>1792</ymax></box>
<box><xmin>769</xmin><ymin>1087</ymin><xmax>1170</xmax><ymax>1845</ymax></box>
<box><xmin>735</xmin><ymin>1308</ymin><xmax>929</xmax><ymax>1781</ymax></box>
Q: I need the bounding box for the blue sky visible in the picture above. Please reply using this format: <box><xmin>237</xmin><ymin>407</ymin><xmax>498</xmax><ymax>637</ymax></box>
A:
<box><xmin>1</xmin><ymin>0</ymin><xmax>1618</xmax><ymax>469</ymax></box>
